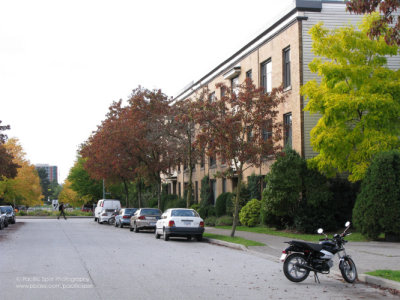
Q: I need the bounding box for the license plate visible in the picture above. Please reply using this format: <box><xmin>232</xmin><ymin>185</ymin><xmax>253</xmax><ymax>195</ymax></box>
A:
<box><xmin>183</xmin><ymin>221</ymin><xmax>191</xmax><ymax>226</ymax></box>
<box><xmin>280</xmin><ymin>253</ymin><xmax>287</xmax><ymax>262</ymax></box>
<box><xmin>150</xmin><ymin>222</ymin><xmax>156</xmax><ymax>226</ymax></box>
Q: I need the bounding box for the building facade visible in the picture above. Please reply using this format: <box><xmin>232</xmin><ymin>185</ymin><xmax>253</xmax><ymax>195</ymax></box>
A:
<box><xmin>165</xmin><ymin>0</ymin><xmax>400</xmax><ymax>203</ymax></box>
<box><xmin>35</xmin><ymin>164</ymin><xmax>58</xmax><ymax>183</ymax></box>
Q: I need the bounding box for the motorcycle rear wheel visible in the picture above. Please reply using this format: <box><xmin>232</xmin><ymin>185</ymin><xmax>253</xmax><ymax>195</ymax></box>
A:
<box><xmin>283</xmin><ymin>253</ymin><xmax>310</xmax><ymax>282</ymax></box>
<box><xmin>339</xmin><ymin>257</ymin><xmax>357</xmax><ymax>283</ymax></box>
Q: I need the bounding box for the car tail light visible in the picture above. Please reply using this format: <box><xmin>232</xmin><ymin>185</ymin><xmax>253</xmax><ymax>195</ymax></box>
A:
<box><xmin>123</xmin><ymin>215</ymin><xmax>130</xmax><ymax>219</ymax></box>
<box><xmin>102</xmin><ymin>212</ymin><xmax>107</xmax><ymax>216</ymax></box>
<box><xmin>168</xmin><ymin>220</ymin><xmax>175</xmax><ymax>227</ymax></box>
<box><xmin>138</xmin><ymin>216</ymin><xmax>146</xmax><ymax>220</ymax></box>
<box><xmin>101</xmin><ymin>202</ymin><xmax>104</xmax><ymax>207</ymax></box>
<box><xmin>199</xmin><ymin>221</ymin><xmax>204</xmax><ymax>228</ymax></box>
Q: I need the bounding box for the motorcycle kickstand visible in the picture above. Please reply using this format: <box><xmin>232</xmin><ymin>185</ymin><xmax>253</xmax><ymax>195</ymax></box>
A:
<box><xmin>314</xmin><ymin>272</ymin><xmax>320</xmax><ymax>284</ymax></box>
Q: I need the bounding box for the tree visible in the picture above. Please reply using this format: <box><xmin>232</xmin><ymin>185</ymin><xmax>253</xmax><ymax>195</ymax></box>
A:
<box><xmin>301</xmin><ymin>15</ymin><xmax>400</xmax><ymax>182</ymax></box>
<box><xmin>37</xmin><ymin>167</ymin><xmax>51</xmax><ymax>202</ymax></box>
<box><xmin>67</xmin><ymin>156</ymin><xmax>102</xmax><ymax>202</ymax></box>
<box><xmin>193</xmin><ymin>79</ymin><xmax>286</xmax><ymax>237</ymax></box>
<box><xmin>347</xmin><ymin>1</ymin><xmax>400</xmax><ymax>46</ymax></box>
<box><xmin>0</xmin><ymin>138</ymin><xmax>42</xmax><ymax>207</ymax></box>
<box><xmin>58</xmin><ymin>180</ymin><xmax>84</xmax><ymax>207</ymax></box>
<box><xmin>353</xmin><ymin>150</ymin><xmax>400</xmax><ymax>241</ymax></box>
<box><xmin>0</xmin><ymin>120</ymin><xmax>19</xmax><ymax>179</ymax></box>
<box><xmin>171</xmin><ymin>99</ymin><xmax>200</xmax><ymax>208</ymax></box>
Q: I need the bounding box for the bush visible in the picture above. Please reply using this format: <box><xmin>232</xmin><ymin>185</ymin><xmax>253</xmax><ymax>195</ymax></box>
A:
<box><xmin>239</xmin><ymin>199</ymin><xmax>261</xmax><ymax>227</ymax></box>
<box><xmin>200</xmin><ymin>176</ymin><xmax>212</xmax><ymax>206</ymax></box>
<box><xmin>353</xmin><ymin>150</ymin><xmax>400</xmax><ymax>240</ymax></box>
<box><xmin>247</xmin><ymin>173</ymin><xmax>263</xmax><ymax>200</ymax></box>
<box><xmin>190</xmin><ymin>204</ymin><xmax>201</xmax><ymax>212</ymax></box>
<box><xmin>216</xmin><ymin>215</ymin><xmax>233</xmax><ymax>226</ymax></box>
<box><xmin>198</xmin><ymin>204</ymin><xmax>215</xmax><ymax>219</ymax></box>
<box><xmin>204</xmin><ymin>216</ymin><xmax>217</xmax><ymax>226</ymax></box>
<box><xmin>215</xmin><ymin>192</ymin><xmax>233</xmax><ymax>217</ymax></box>
<box><xmin>163</xmin><ymin>196</ymin><xmax>186</xmax><ymax>210</ymax></box>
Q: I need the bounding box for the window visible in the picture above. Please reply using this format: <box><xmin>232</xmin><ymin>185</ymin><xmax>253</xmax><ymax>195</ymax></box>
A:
<box><xmin>283</xmin><ymin>47</ymin><xmax>291</xmax><ymax>89</ymax></box>
<box><xmin>200</xmin><ymin>152</ymin><xmax>205</xmax><ymax>168</ymax></box>
<box><xmin>284</xmin><ymin>113</ymin><xmax>292</xmax><ymax>148</ymax></box>
<box><xmin>262</xmin><ymin>121</ymin><xmax>273</xmax><ymax>141</ymax></box>
<box><xmin>247</xmin><ymin>126</ymin><xmax>253</xmax><ymax>142</ymax></box>
<box><xmin>208</xmin><ymin>91</ymin><xmax>216</xmax><ymax>103</ymax></box>
<box><xmin>246</xmin><ymin>69</ymin><xmax>252</xmax><ymax>80</ymax></box>
<box><xmin>231</xmin><ymin>76</ymin><xmax>239</xmax><ymax>96</ymax></box>
<box><xmin>178</xmin><ymin>182</ymin><xmax>181</xmax><ymax>197</ymax></box>
<box><xmin>220</xmin><ymin>86</ymin><xmax>226</xmax><ymax>98</ymax></box>
<box><xmin>222</xmin><ymin>178</ymin><xmax>226</xmax><ymax>194</ymax></box>
<box><xmin>261</xmin><ymin>60</ymin><xmax>272</xmax><ymax>93</ymax></box>
<box><xmin>209</xmin><ymin>155</ymin><xmax>216</xmax><ymax>168</ymax></box>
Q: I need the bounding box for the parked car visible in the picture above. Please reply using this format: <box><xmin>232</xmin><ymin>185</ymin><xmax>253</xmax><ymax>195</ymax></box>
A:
<box><xmin>0</xmin><ymin>207</ymin><xmax>11</xmax><ymax>227</ymax></box>
<box><xmin>155</xmin><ymin>208</ymin><xmax>204</xmax><ymax>241</ymax></box>
<box><xmin>81</xmin><ymin>204</ymin><xmax>94</xmax><ymax>213</ymax></box>
<box><xmin>130</xmin><ymin>208</ymin><xmax>161</xmax><ymax>232</ymax></box>
<box><xmin>94</xmin><ymin>199</ymin><xmax>121</xmax><ymax>223</ymax></box>
<box><xmin>0</xmin><ymin>210</ymin><xmax>6</xmax><ymax>230</ymax></box>
<box><xmin>115</xmin><ymin>208</ymin><xmax>137</xmax><ymax>228</ymax></box>
<box><xmin>0</xmin><ymin>206</ymin><xmax>16</xmax><ymax>224</ymax></box>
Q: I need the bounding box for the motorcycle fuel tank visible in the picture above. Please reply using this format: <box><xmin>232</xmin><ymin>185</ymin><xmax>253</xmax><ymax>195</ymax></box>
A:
<box><xmin>320</xmin><ymin>249</ymin><xmax>334</xmax><ymax>259</ymax></box>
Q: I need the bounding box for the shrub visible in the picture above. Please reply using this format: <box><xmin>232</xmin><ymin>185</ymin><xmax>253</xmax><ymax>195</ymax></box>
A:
<box><xmin>190</xmin><ymin>203</ymin><xmax>201</xmax><ymax>212</ymax></box>
<box><xmin>247</xmin><ymin>173</ymin><xmax>263</xmax><ymax>200</ymax></box>
<box><xmin>215</xmin><ymin>192</ymin><xmax>233</xmax><ymax>217</ymax></box>
<box><xmin>353</xmin><ymin>150</ymin><xmax>400</xmax><ymax>240</ymax></box>
<box><xmin>200</xmin><ymin>176</ymin><xmax>212</xmax><ymax>206</ymax></box>
<box><xmin>204</xmin><ymin>216</ymin><xmax>217</xmax><ymax>226</ymax></box>
<box><xmin>198</xmin><ymin>204</ymin><xmax>215</xmax><ymax>219</ymax></box>
<box><xmin>216</xmin><ymin>215</ymin><xmax>233</xmax><ymax>226</ymax></box>
<box><xmin>239</xmin><ymin>199</ymin><xmax>261</xmax><ymax>227</ymax></box>
<box><xmin>163</xmin><ymin>196</ymin><xmax>186</xmax><ymax>210</ymax></box>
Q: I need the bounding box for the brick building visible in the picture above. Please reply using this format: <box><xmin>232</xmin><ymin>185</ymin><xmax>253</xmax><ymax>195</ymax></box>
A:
<box><xmin>165</xmin><ymin>0</ymin><xmax>400</xmax><ymax>203</ymax></box>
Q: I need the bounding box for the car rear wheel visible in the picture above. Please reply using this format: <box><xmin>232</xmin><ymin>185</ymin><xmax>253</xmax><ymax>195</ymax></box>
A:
<box><xmin>119</xmin><ymin>221</ymin><xmax>123</xmax><ymax>228</ymax></box>
<box><xmin>163</xmin><ymin>229</ymin><xmax>169</xmax><ymax>241</ymax></box>
<box><xmin>187</xmin><ymin>236</ymin><xmax>192</xmax><ymax>241</ymax></box>
<box><xmin>94</xmin><ymin>217</ymin><xmax>97</xmax><ymax>222</ymax></box>
<box><xmin>129</xmin><ymin>226</ymin><xmax>133</xmax><ymax>232</ymax></box>
<box><xmin>155</xmin><ymin>229</ymin><xmax>160</xmax><ymax>239</ymax></box>
<box><xmin>196</xmin><ymin>235</ymin><xmax>203</xmax><ymax>241</ymax></box>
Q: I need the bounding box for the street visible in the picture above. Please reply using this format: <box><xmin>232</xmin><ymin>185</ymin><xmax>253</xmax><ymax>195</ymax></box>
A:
<box><xmin>0</xmin><ymin>219</ymin><xmax>397</xmax><ymax>300</ymax></box>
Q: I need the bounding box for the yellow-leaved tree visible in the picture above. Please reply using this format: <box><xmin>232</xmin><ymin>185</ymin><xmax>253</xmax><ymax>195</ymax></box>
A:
<box><xmin>0</xmin><ymin>138</ymin><xmax>43</xmax><ymax>206</ymax></box>
<box><xmin>58</xmin><ymin>180</ymin><xmax>86</xmax><ymax>207</ymax></box>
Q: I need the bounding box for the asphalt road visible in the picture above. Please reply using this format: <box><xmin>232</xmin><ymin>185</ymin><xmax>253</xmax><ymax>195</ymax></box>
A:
<box><xmin>0</xmin><ymin>219</ymin><xmax>397</xmax><ymax>300</ymax></box>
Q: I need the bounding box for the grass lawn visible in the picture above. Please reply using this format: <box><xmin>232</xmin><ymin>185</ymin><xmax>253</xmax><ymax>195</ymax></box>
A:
<box><xmin>366</xmin><ymin>270</ymin><xmax>400</xmax><ymax>282</ymax></box>
<box><xmin>214</xmin><ymin>225</ymin><xmax>368</xmax><ymax>242</ymax></box>
<box><xmin>203</xmin><ymin>233</ymin><xmax>265</xmax><ymax>247</ymax></box>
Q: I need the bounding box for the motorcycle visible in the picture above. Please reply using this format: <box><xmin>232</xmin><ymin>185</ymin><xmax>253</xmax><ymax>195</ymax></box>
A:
<box><xmin>108</xmin><ymin>210</ymin><xmax>118</xmax><ymax>225</ymax></box>
<box><xmin>280</xmin><ymin>221</ymin><xmax>357</xmax><ymax>284</ymax></box>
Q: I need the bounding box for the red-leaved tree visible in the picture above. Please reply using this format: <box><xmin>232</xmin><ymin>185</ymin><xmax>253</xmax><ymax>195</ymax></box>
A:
<box><xmin>193</xmin><ymin>79</ymin><xmax>286</xmax><ymax>237</ymax></box>
<box><xmin>347</xmin><ymin>0</ymin><xmax>400</xmax><ymax>45</ymax></box>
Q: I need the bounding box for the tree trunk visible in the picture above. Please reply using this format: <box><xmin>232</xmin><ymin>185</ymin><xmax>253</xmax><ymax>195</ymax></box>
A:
<box><xmin>123</xmin><ymin>179</ymin><xmax>129</xmax><ymax>207</ymax></box>
<box><xmin>231</xmin><ymin>171</ymin><xmax>242</xmax><ymax>238</ymax></box>
<box><xmin>157</xmin><ymin>172</ymin><xmax>162</xmax><ymax>210</ymax></box>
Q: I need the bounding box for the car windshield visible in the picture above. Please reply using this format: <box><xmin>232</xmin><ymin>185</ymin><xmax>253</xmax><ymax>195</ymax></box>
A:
<box><xmin>171</xmin><ymin>210</ymin><xmax>198</xmax><ymax>217</ymax></box>
<box><xmin>124</xmin><ymin>208</ymin><xmax>136</xmax><ymax>215</ymax></box>
<box><xmin>141</xmin><ymin>209</ymin><xmax>160</xmax><ymax>216</ymax></box>
<box><xmin>5</xmin><ymin>207</ymin><xmax>13</xmax><ymax>213</ymax></box>
<box><xmin>0</xmin><ymin>207</ymin><xmax>7</xmax><ymax>213</ymax></box>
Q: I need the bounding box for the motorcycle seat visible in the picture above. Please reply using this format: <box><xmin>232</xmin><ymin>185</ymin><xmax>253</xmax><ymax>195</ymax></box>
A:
<box><xmin>290</xmin><ymin>240</ymin><xmax>323</xmax><ymax>252</ymax></box>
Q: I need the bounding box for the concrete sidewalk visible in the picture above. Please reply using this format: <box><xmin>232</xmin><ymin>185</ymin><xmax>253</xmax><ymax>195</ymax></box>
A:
<box><xmin>205</xmin><ymin>226</ymin><xmax>400</xmax><ymax>291</ymax></box>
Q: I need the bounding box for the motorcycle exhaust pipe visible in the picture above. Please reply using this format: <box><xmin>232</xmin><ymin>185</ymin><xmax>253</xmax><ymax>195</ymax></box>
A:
<box><xmin>295</xmin><ymin>263</ymin><xmax>318</xmax><ymax>273</ymax></box>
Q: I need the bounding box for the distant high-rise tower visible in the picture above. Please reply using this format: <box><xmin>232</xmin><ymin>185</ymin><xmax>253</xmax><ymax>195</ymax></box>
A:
<box><xmin>35</xmin><ymin>164</ymin><xmax>58</xmax><ymax>183</ymax></box>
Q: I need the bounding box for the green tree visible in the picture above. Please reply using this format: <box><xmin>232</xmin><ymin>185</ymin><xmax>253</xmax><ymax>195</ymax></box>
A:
<box><xmin>353</xmin><ymin>150</ymin><xmax>400</xmax><ymax>240</ymax></box>
<box><xmin>37</xmin><ymin>167</ymin><xmax>50</xmax><ymax>203</ymax></box>
<box><xmin>67</xmin><ymin>156</ymin><xmax>102</xmax><ymax>201</ymax></box>
<box><xmin>301</xmin><ymin>14</ymin><xmax>400</xmax><ymax>182</ymax></box>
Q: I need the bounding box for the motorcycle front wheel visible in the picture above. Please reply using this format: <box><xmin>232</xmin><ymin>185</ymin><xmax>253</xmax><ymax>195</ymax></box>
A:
<box><xmin>339</xmin><ymin>257</ymin><xmax>357</xmax><ymax>283</ymax></box>
<box><xmin>283</xmin><ymin>253</ymin><xmax>310</xmax><ymax>282</ymax></box>
<box><xmin>108</xmin><ymin>218</ymin><xmax>115</xmax><ymax>225</ymax></box>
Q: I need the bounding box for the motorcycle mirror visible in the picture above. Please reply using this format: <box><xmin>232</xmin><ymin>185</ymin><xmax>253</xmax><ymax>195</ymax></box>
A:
<box><xmin>317</xmin><ymin>228</ymin><xmax>323</xmax><ymax>234</ymax></box>
<box><xmin>345</xmin><ymin>221</ymin><xmax>350</xmax><ymax>227</ymax></box>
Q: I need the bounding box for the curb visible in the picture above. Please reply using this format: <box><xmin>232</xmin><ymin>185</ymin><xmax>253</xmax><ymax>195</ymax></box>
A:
<box><xmin>203</xmin><ymin>238</ymin><xmax>247</xmax><ymax>251</ymax></box>
<box><xmin>204</xmin><ymin>237</ymin><xmax>400</xmax><ymax>293</ymax></box>
<box><xmin>358</xmin><ymin>274</ymin><xmax>400</xmax><ymax>292</ymax></box>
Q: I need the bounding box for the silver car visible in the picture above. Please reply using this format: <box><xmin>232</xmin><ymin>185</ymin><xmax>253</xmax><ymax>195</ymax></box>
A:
<box><xmin>130</xmin><ymin>208</ymin><xmax>161</xmax><ymax>233</ymax></box>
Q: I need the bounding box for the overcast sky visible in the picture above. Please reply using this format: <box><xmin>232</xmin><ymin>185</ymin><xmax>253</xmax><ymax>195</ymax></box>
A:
<box><xmin>1</xmin><ymin>0</ymin><xmax>294</xmax><ymax>183</ymax></box>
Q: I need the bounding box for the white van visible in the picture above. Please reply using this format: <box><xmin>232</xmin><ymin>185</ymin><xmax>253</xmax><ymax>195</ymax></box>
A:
<box><xmin>94</xmin><ymin>199</ymin><xmax>121</xmax><ymax>224</ymax></box>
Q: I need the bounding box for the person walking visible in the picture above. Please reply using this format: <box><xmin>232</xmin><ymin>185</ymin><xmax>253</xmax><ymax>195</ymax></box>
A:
<box><xmin>57</xmin><ymin>202</ymin><xmax>67</xmax><ymax>220</ymax></box>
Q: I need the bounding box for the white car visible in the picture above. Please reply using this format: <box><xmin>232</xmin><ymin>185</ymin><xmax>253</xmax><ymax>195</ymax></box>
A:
<box><xmin>155</xmin><ymin>208</ymin><xmax>204</xmax><ymax>241</ymax></box>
